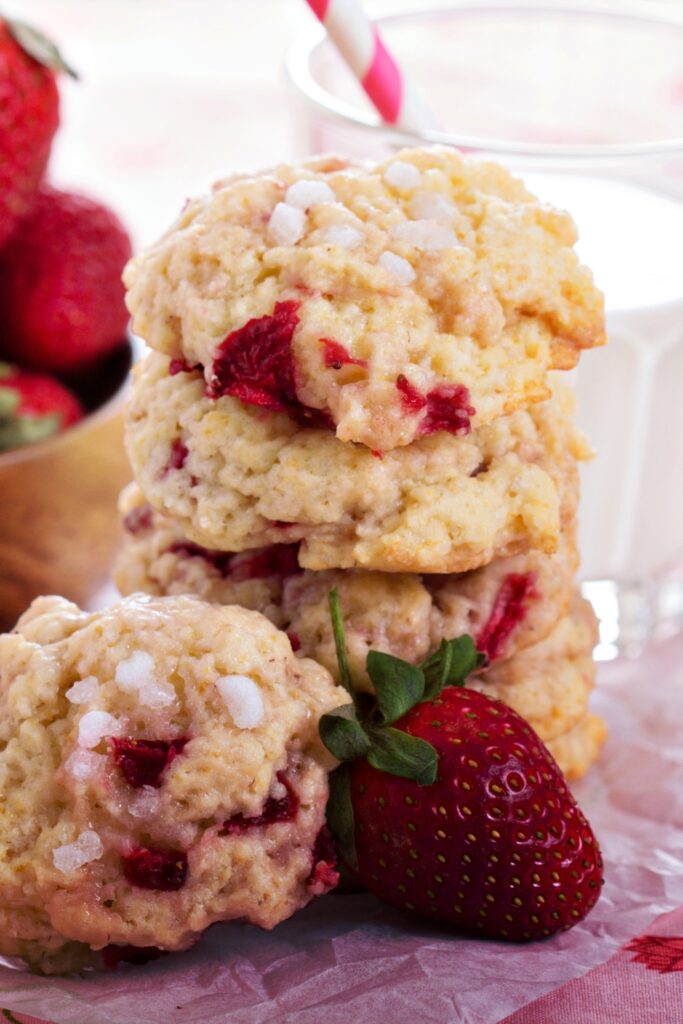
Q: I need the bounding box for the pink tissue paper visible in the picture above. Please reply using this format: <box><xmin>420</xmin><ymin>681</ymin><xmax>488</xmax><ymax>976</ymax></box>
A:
<box><xmin>1</xmin><ymin>634</ymin><xmax>682</xmax><ymax>1024</ymax></box>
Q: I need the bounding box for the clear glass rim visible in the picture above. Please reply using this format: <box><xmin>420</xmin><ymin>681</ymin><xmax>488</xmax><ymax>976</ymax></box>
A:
<box><xmin>285</xmin><ymin>0</ymin><xmax>683</xmax><ymax>161</ymax></box>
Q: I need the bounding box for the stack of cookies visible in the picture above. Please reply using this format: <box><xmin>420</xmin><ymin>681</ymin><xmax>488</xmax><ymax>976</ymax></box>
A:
<box><xmin>117</xmin><ymin>146</ymin><xmax>606</xmax><ymax>781</ymax></box>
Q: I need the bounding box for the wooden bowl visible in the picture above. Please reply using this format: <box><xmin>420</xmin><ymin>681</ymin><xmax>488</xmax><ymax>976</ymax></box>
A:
<box><xmin>0</xmin><ymin>341</ymin><xmax>135</xmax><ymax>631</ymax></box>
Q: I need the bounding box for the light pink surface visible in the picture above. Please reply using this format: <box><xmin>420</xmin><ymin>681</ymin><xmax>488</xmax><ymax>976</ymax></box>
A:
<box><xmin>500</xmin><ymin>903</ymin><xmax>683</xmax><ymax>1024</ymax></box>
<box><xmin>1</xmin><ymin>636</ymin><xmax>682</xmax><ymax>1024</ymax></box>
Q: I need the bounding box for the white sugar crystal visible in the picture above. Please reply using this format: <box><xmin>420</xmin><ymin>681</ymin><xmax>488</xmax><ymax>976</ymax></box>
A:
<box><xmin>267</xmin><ymin>202</ymin><xmax>306</xmax><ymax>246</ymax></box>
<box><xmin>321</xmin><ymin>224</ymin><xmax>364</xmax><ymax>249</ymax></box>
<box><xmin>216</xmin><ymin>674</ymin><xmax>265</xmax><ymax>729</ymax></box>
<box><xmin>379</xmin><ymin>251</ymin><xmax>416</xmax><ymax>285</ymax></box>
<box><xmin>270</xmin><ymin>777</ymin><xmax>288</xmax><ymax>800</ymax></box>
<box><xmin>65</xmin><ymin>676</ymin><xmax>99</xmax><ymax>705</ymax></box>
<box><xmin>390</xmin><ymin>219</ymin><xmax>459</xmax><ymax>251</ymax></box>
<box><xmin>384</xmin><ymin>160</ymin><xmax>422</xmax><ymax>190</ymax></box>
<box><xmin>65</xmin><ymin>749</ymin><xmax>105</xmax><ymax>782</ymax></box>
<box><xmin>128</xmin><ymin>786</ymin><xmax>161</xmax><ymax>819</ymax></box>
<box><xmin>137</xmin><ymin>679</ymin><xmax>175</xmax><ymax>710</ymax></box>
<box><xmin>285</xmin><ymin>179</ymin><xmax>335</xmax><ymax>209</ymax></box>
<box><xmin>409</xmin><ymin>190</ymin><xmax>456</xmax><ymax>223</ymax></box>
<box><xmin>78</xmin><ymin>710</ymin><xmax>122</xmax><ymax>749</ymax></box>
<box><xmin>53</xmin><ymin>830</ymin><xmax>104</xmax><ymax>873</ymax></box>
<box><xmin>115</xmin><ymin>650</ymin><xmax>175</xmax><ymax>709</ymax></box>
<box><xmin>115</xmin><ymin>651</ymin><xmax>154</xmax><ymax>691</ymax></box>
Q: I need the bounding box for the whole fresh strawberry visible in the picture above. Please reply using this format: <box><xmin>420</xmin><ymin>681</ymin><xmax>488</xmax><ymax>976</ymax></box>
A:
<box><xmin>0</xmin><ymin>19</ymin><xmax>75</xmax><ymax>247</ymax></box>
<box><xmin>321</xmin><ymin>591</ymin><xmax>603</xmax><ymax>941</ymax></box>
<box><xmin>0</xmin><ymin>362</ymin><xmax>83</xmax><ymax>451</ymax></box>
<box><xmin>0</xmin><ymin>186</ymin><xmax>132</xmax><ymax>373</ymax></box>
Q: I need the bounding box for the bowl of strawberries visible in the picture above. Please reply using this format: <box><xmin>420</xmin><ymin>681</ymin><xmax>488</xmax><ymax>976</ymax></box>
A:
<box><xmin>0</xmin><ymin>18</ymin><xmax>134</xmax><ymax>629</ymax></box>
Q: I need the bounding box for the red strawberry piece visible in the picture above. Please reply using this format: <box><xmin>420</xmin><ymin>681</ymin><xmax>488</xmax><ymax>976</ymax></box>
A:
<box><xmin>111</xmin><ymin>737</ymin><xmax>188</xmax><ymax>789</ymax></box>
<box><xmin>321</xmin><ymin>338</ymin><xmax>368</xmax><ymax>370</ymax></box>
<box><xmin>287</xmin><ymin>631</ymin><xmax>302</xmax><ymax>652</ymax></box>
<box><xmin>122</xmin><ymin>503</ymin><xmax>153</xmax><ymax>535</ymax></box>
<box><xmin>396</xmin><ymin>375</ymin><xmax>474</xmax><ymax>437</ymax></box>
<box><xmin>421</xmin><ymin>384</ymin><xmax>475</xmax><ymax>437</ymax></box>
<box><xmin>228</xmin><ymin>543</ymin><xmax>301</xmax><ymax>582</ymax></box>
<box><xmin>0</xmin><ymin>20</ymin><xmax>66</xmax><ymax>248</ymax></box>
<box><xmin>349</xmin><ymin>688</ymin><xmax>602</xmax><ymax>940</ymax></box>
<box><xmin>0</xmin><ymin>186</ymin><xmax>132</xmax><ymax>373</ymax></box>
<box><xmin>161</xmin><ymin>438</ymin><xmax>189</xmax><ymax>476</ymax></box>
<box><xmin>169</xmin><ymin>358</ymin><xmax>201</xmax><ymax>376</ymax></box>
<box><xmin>396</xmin><ymin>374</ymin><xmax>426</xmax><ymax>414</ymax></box>
<box><xmin>208</xmin><ymin>300</ymin><xmax>335</xmax><ymax>429</ymax></box>
<box><xmin>221</xmin><ymin>771</ymin><xmax>299</xmax><ymax>835</ymax></box>
<box><xmin>308</xmin><ymin>826</ymin><xmax>340</xmax><ymax>895</ymax></box>
<box><xmin>208</xmin><ymin>300</ymin><xmax>301</xmax><ymax>411</ymax></box>
<box><xmin>101</xmin><ymin>944</ymin><xmax>165</xmax><ymax>970</ymax></box>
<box><xmin>167</xmin><ymin>541</ymin><xmax>235</xmax><ymax>576</ymax></box>
<box><xmin>167</xmin><ymin>540</ymin><xmax>301</xmax><ymax>581</ymax></box>
<box><xmin>0</xmin><ymin>361</ymin><xmax>83</xmax><ymax>452</ymax></box>
<box><xmin>122</xmin><ymin>847</ymin><xmax>188</xmax><ymax>891</ymax></box>
<box><xmin>476</xmin><ymin>572</ymin><xmax>539</xmax><ymax>661</ymax></box>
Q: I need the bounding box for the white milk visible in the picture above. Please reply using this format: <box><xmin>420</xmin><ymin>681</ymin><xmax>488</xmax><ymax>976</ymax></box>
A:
<box><xmin>525</xmin><ymin>174</ymin><xmax>683</xmax><ymax>580</ymax></box>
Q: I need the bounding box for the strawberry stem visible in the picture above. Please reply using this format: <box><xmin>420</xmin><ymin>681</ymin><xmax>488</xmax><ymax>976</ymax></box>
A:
<box><xmin>328</xmin><ymin>589</ymin><xmax>354</xmax><ymax>697</ymax></box>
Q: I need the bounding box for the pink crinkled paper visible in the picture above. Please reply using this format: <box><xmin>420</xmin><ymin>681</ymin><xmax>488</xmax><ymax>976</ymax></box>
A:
<box><xmin>1</xmin><ymin>635</ymin><xmax>682</xmax><ymax>1024</ymax></box>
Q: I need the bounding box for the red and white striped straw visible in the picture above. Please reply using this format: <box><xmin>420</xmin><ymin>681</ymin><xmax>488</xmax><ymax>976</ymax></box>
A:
<box><xmin>304</xmin><ymin>0</ymin><xmax>433</xmax><ymax>130</ymax></box>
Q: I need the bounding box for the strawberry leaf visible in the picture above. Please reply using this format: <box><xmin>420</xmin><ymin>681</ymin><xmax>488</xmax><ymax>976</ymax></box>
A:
<box><xmin>420</xmin><ymin>636</ymin><xmax>484</xmax><ymax>700</ymax></box>
<box><xmin>366</xmin><ymin>651</ymin><xmax>424</xmax><ymax>724</ymax></box>
<box><xmin>366</xmin><ymin>727</ymin><xmax>438</xmax><ymax>786</ymax></box>
<box><xmin>328</xmin><ymin>589</ymin><xmax>354</xmax><ymax>697</ymax></box>
<box><xmin>6</xmin><ymin>18</ymin><xmax>79</xmax><ymax>79</ymax></box>
<box><xmin>326</xmin><ymin>764</ymin><xmax>357</xmax><ymax>869</ymax></box>
<box><xmin>319</xmin><ymin>704</ymin><xmax>371</xmax><ymax>762</ymax></box>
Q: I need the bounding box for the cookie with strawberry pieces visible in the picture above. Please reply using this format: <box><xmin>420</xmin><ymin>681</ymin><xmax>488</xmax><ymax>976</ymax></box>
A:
<box><xmin>321</xmin><ymin>590</ymin><xmax>603</xmax><ymax>941</ymax></box>
<box><xmin>0</xmin><ymin>594</ymin><xmax>343</xmax><ymax>973</ymax></box>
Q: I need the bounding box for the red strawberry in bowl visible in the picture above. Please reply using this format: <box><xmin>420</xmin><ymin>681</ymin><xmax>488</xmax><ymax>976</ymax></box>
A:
<box><xmin>0</xmin><ymin>186</ymin><xmax>132</xmax><ymax>374</ymax></box>
<box><xmin>0</xmin><ymin>362</ymin><xmax>83</xmax><ymax>452</ymax></box>
<box><xmin>320</xmin><ymin>591</ymin><xmax>603</xmax><ymax>942</ymax></box>
<box><xmin>0</xmin><ymin>18</ymin><xmax>74</xmax><ymax>247</ymax></box>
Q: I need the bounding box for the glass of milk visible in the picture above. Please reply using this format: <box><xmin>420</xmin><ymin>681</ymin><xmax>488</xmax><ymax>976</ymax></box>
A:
<box><xmin>287</xmin><ymin>1</ymin><xmax>683</xmax><ymax>658</ymax></box>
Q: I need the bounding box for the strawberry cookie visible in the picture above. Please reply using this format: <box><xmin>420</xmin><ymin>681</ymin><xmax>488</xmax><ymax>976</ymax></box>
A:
<box><xmin>115</xmin><ymin>482</ymin><xmax>296</xmax><ymax>627</ymax></box>
<box><xmin>123</xmin><ymin>147</ymin><xmax>604</xmax><ymax>451</ymax></box>
<box><xmin>125</xmin><ymin>357</ymin><xmax>587</xmax><ymax>573</ymax></box>
<box><xmin>0</xmin><ymin>594</ymin><xmax>343</xmax><ymax>973</ymax></box>
<box><xmin>115</xmin><ymin>481</ymin><xmax>578</xmax><ymax>670</ymax></box>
